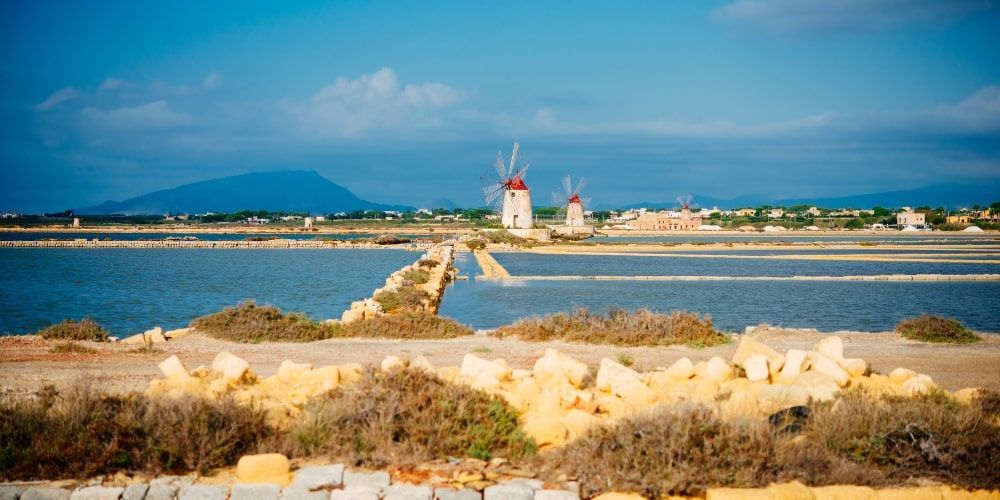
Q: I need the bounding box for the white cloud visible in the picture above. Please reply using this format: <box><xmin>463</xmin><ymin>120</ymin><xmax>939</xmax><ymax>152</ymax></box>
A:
<box><xmin>35</xmin><ymin>87</ymin><xmax>80</xmax><ymax>111</ymax></box>
<box><xmin>713</xmin><ymin>0</ymin><xmax>996</xmax><ymax>34</ymax></box>
<box><xmin>98</xmin><ymin>78</ymin><xmax>130</xmax><ymax>91</ymax></box>
<box><xmin>926</xmin><ymin>85</ymin><xmax>1000</xmax><ymax>132</ymax></box>
<box><xmin>288</xmin><ymin>67</ymin><xmax>464</xmax><ymax>137</ymax></box>
<box><xmin>81</xmin><ymin>100</ymin><xmax>194</xmax><ymax>129</ymax></box>
<box><xmin>202</xmin><ymin>71</ymin><xmax>222</xmax><ymax>89</ymax></box>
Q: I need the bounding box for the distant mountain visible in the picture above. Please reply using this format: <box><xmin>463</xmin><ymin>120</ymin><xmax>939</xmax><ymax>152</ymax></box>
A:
<box><xmin>76</xmin><ymin>171</ymin><xmax>412</xmax><ymax>215</ymax></box>
<box><xmin>419</xmin><ymin>198</ymin><xmax>460</xmax><ymax>210</ymax></box>
<box><xmin>618</xmin><ymin>181</ymin><xmax>1000</xmax><ymax>211</ymax></box>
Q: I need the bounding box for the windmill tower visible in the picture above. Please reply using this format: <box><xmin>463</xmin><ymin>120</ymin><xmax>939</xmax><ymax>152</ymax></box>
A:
<box><xmin>482</xmin><ymin>142</ymin><xmax>533</xmax><ymax>230</ymax></box>
<box><xmin>552</xmin><ymin>175</ymin><xmax>589</xmax><ymax>227</ymax></box>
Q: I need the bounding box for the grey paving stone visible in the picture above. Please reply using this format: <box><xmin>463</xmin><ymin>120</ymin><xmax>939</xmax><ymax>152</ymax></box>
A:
<box><xmin>121</xmin><ymin>485</ymin><xmax>148</xmax><ymax>500</ymax></box>
<box><xmin>532</xmin><ymin>491</ymin><xmax>579</xmax><ymax>500</ymax></box>
<box><xmin>384</xmin><ymin>484</ymin><xmax>432</xmax><ymax>500</ymax></box>
<box><xmin>0</xmin><ymin>484</ymin><xmax>24</xmax><ymax>500</ymax></box>
<box><xmin>483</xmin><ymin>484</ymin><xmax>533</xmax><ymax>500</ymax></box>
<box><xmin>280</xmin><ymin>485</ymin><xmax>329</xmax><ymax>500</ymax></box>
<box><xmin>149</xmin><ymin>478</ymin><xmax>192</xmax><ymax>489</ymax></box>
<box><xmin>70</xmin><ymin>486</ymin><xmax>124</xmax><ymax>500</ymax></box>
<box><xmin>231</xmin><ymin>483</ymin><xmax>280</xmax><ymax>500</ymax></box>
<box><xmin>500</xmin><ymin>480</ymin><xmax>543</xmax><ymax>492</ymax></box>
<box><xmin>330</xmin><ymin>486</ymin><xmax>380</xmax><ymax>500</ymax></box>
<box><xmin>176</xmin><ymin>486</ymin><xmax>228</xmax><ymax>500</ymax></box>
<box><xmin>20</xmin><ymin>487</ymin><xmax>72</xmax><ymax>500</ymax></box>
<box><xmin>293</xmin><ymin>465</ymin><xmax>345</xmax><ymax>489</ymax></box>
<box><xmin>143</xmin><ymin>484</ymin><xmax>177</xmax><ymax>500</ymax></box>
<box><xmin>342</xmin><ymin>471</ymin><xmax>389</xmax><ymax>489</ymax></box>
<box><xmin>433</xmin><ymin>488</ymin><xmax>481</xmax><ymax>500</ymax></box>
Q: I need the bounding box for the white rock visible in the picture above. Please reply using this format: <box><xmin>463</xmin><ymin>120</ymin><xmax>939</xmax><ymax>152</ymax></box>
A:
<box><xmin>743</xmin><ymin>354</ymin><xmax>770</xmax><ymax>382</ymax></box>
<box><xmin>664</xmin><ymin>357</ymin><xmax>695</xmax><ymax>380</ymax></box>
<box><xmin>211</xmin><ymin>351</ymin><xmax>250</xmax><ymax>382</ymax></box>
<box><xmin>231</xmin><ymin>483</ymin><xmax>280</xmax><ymax>500</ymax></box>
<box><xmin>70</xmin><ymin>486</ymin><xmax>124</xmax><ymax>500</ymax></box>
<box><xmin>158</xmin><ymin>355</ymin><xmax>189</xmax><ymax>379</ymax></box>
<box><xmin>816</xmin><ymin>336</ymin><xmax>844</xmax><ymax>360</ymax></box>
<box><xmin>778</xmin><ymin>349</ymin><xmax>808</xmax><ymax>383</ymax></box>
<box><xmin>384</xmin><ymin>484</ymin><xmax>433</xmax><ymax>500</ymax></box>
<box><xmin>460</xmin><ymin>354</ymin><xmax>512</xmax><ymax>382</ymax></box>
<box><xmin>704</xmin><ymin>356</ymin><xmax>734</xmax><ymax>382</ymax></box>
<box><xmin>812</xmin><ymin>353</ymin><xmax>849</xmax><ymax>387</ymax></box>
<box><xmin>331</xmin><ymin>486</ymin><xmax>381</xmax><ymax>500</ymax></box>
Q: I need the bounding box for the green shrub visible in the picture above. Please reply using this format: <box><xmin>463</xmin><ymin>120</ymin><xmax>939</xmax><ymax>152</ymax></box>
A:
<box><xmin>374</xmin><ymin>286</ymin><xmax>429</xmax><ymax>313</ymax></box>
<box><xmin>280</xmin><ymin>368</ymin><xmax>536</xmax><ymax>467</ymax></box>
<box><xmin>492</xmin><ymin>308</ymin><xmax>729</xmax><ymax>348</ymax></box>
<box><xmin>895</xmin><ymin>315</ymin><xmax>979</xmax><ymax>344</ymax></box>
<box><xmin>331</xmin><ymin>311</ymin><xmax>472</xmax><ymax>339</ymax></box>
<box><xmin>401</xmin><ymin>268</ymin><xmax>430</xmax><ymax>284</ymax></box>
<box><xmin>191</xmin><ymin>301</ymin><xmax>334</xmax><ymax>343</ymax></box>
<box><xmin>36</xmin><ymin>318</ymin><xmax>109</xmax><ymax>342</ymax></box>
<box><xmin>465</xmin><ymin>239</ymin><xmax>487</xmax><ymax>251</ymax></box>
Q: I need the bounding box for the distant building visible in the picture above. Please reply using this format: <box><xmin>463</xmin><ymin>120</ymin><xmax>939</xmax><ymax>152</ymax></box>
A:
<box><xmin>807</xmin><ymin>207</ymin><xmax>821</xmax><ymax>216</ymax></box>
<box><xmin>734</xmin><ymin>208</ymin><xmax>756</xmax><ymax>217</ymax></box>
<box><xmin>246</xmin><ymin>216</ymin><xmax>270</xmax><ymax>224</ymax></box>
<box><xmin>769</xmin><ymin>208</ymin><xmax>785</xmax><ymax>219</ymax></box>
<box><xmin>897</xmin><ymin>208</ymin><xmax>925</xmax><ymax>227</ymax></box>
<box><xmin>947</xmin><ymin>215</ymin><xmax>970</xmax><ymax>224</ymax></box>
<box><xmin>629</xmin><ymin>206</ymin><xmax>702</xmax><ymax>231</ymax></box>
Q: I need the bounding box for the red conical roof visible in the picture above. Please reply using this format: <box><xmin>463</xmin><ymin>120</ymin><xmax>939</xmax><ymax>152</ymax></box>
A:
<box><xmin>568</xmin><ymin>193</ymin><xmax>581</xmax><ymax>203</ymax></box>
<box><xmin>506</xmin><ymin>174</ymin><xmax>528</xmax><ymax>191</ymax></box>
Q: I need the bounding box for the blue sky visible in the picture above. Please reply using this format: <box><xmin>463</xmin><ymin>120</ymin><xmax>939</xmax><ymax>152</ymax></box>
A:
<box><xmin>2</xmin><ymin>0</ymin><xmax>999</xmax><ymax>211</ymax></box>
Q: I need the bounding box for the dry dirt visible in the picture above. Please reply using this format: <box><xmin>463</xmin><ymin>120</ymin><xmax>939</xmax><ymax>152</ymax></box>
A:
<box><xmin>3</xmin><ymin>329</ymin><xmax>998</xmax><ymax>395</ymax></box>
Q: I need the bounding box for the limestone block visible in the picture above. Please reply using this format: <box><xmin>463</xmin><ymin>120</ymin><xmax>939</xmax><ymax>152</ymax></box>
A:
<box><xmin>693</xmin><ymin>361</ymin><xmax>707</xmax><ymax>378</ymax></box>
<box><xmin>563</xmin><ymin>408</ymin><xmax>599</xmax><ymax>439</ymax></box>
<box><xmin>665</xmin><ymin>357</ymin><xmax>695</xmax><ymax>380</ymax></box>
<box><xmin>434</xmin><ymin>488</ymin><xmax>482</xmax><ymax>500</ymax></box>
<box><xmin>385</xmin><ymin>484</ymin><xmax>433</xmax><ymax>500</ymax></box>
<box><xmin>533</xmin><ymin>349</ymin><xmax>589</xmax><ymax>389</ymax></box>
<box><xmin>121</xmin><ymin>485</ymin><xmax>147</xmax><ymax>500</ymax></box>
<box><xmin>121</xmin><ymin>333</ymin><xmax>149</xmax><ymax>345</ymax></box>
<box><xmin>509</xmin><ymin>378</ymin><xmax>541</xmax><ymax>411</ymax></box>
<box><xmin>293</xmin><ymin>464</ymin><xmax>345</xmax><ymax>489</ymax></box>
<box><xmin>177</xmin><ymin>485</ymin><xmax>229</xmax><ymax>500</ymax></box>
<box><xmin>838</xmin><ymin>358</ymin><xmax>867</xmax><ymax>377</ymax></box>
<box><xmin>704</xmin><ymin>356</ymin><xmax>734</xmax><ymax>382</ymax></box>
<box><xmin>523</xmin><ymin>414</ymin><xmax>568</xmax><ymax>447</ymax></box>
<box><xmin>952</xmin><ymin>387</ymin><xmax>982</xmax><ymax>405</ymax></box>
<box><xmin>472</xmin><ymin>372</ymin><xmax>503</xmax><ymax>391</ymax></box>
<box><xmin>794</xmin><ymin>372</ymin><xmax>841</xmax><ymax>402</ymax></box>
<box><xmin>20</xmin><ymin>487</ymin><xmax>71</xmax><ymax>500</ymax></box>
<box><xmin>690</xmin><ymin>378</ymin><xmax>721</xmax><ymax>403</ymax></box>
<box><xmin>743</xmin><ymin>354</ymin><xmax>770</xmax><ymax>382</ymax></box>
<box><xmin>236</xmin><ymin>453</ymin><xmax>291</xmax><ymax>486</ymax></box>
<box><xmin>812</xmin><ymin>354</ymin><xmax>849</xmax><ymax>387</ymax></box>
<box><xmin>381</xmin><ymin>356</ymin><xmax>405</xmax><ymax>371</ymax></box>
<box><xmin>778</xmin><ymin>349</ymin><xmax>808</xmax><ymax>383</ymax></box>
<box><xmin>756</xmin><ymin>384</ymin><xmax>811</xmax><ymax>415</ymax></box>
<box><xmin>165</xmin><ymin>327</ymin><xmax>192</xmax><ymax>339</ymax></box>
<box><xmin>810</xmin><ymin>485</ymin><xmax>876</xmax><ymax>500</ymax></box>
<box><xmin>338</xmin><ymin>363</ymin><xmax>364</xmax><ymax>384</ymax></box>
<box><xmin>595</xmin><ymin>359</ymin><xmax>655</xmax><ymax>405</ymax></box>
<box><xmin>231</xmin><ymin>483</ymin><xmax>280</xmax><ymax>500</ymax></box>
<box><xmin>705</xmin><ymin>488</ymin><xmax>772</xmax><ymax>500</ymax></box>
<box><xmin>902</xmin><ymin>375</ymin><xmax>935</xmax><ymax>397</ymax></box>
<box><xmin>888</xmin><ymin>368</ymin><xmax>917</xmax><ymax>385</ymax></box>
<box><xmin>277</xmin><ymin>360</ymin><xmax>313</xmax><ymax>383</ymax></box>
<box><xmin>534</xmin><ymin>491</ymin><xmax>580</xmax><ymax>500</ymax></box>
<box><xmin>461</xmin><ymin>354</ymin><xmax>512</xmax><ymax>382</ymax></box>
<box><xmin>69</xmin><ymin>486</ymin><xmax>124</xmax><ymax>500</ymax></box>
<box><xmin>766</xmin><ymin>481</ymin><xmax>812</xmax><ymax>500</ymax></box>
<box><xmin>411</xmin><ymin>356</ymin><xmax>435</xmax><ymax>372</ymax></box>
<box><xmin>145</xmin><ymin>327</ymin><xmax>167</xmax><ymax>343</ymax></box>
<box><xmin>343</xmin><ymin>470</ymin><xmax>390</xmax><ymax>488</ymax></box>
<box><xmin>483</xmin><ymin>484</ymin><xmax>533</xmax><ymax>500</ymax></box>
<box><xmin>158</xmin><ymin>355</ymin><xmax>189</xmax><ymax>379</ymax></box>
<box><xmin>816</xmin><ymin>336</ymin><xmax>844</xmax><ymax>360</ymax></box>
<box><xmin>437</xmin><ymin>366</ymin><xmax>461</xmax><ymax>383</ymax></box>
<box><xmin>721</xmin><ymin>389</ymin><xmax>759</xmax><ymax>418</ymax></box>
<box><xmin>732</xmin><ymin>336</ymin><xmax>785</xmax><ymax>376</ymax></box>
<box><xmin>331</xmin><ymin>486</ymin><xmax>382</xmax><ymax>500</ymax></box>
<box><xmin>0</xmin><ymin>485</ymin><xmax>23</xmax><ymax>500</ymax></box>
<box><xmin>212</xmin><ymin>351</ymin><xmax>250</xmax><ymax>383</ymax></box>
<box><xmin>281</xmin><ymin>485</ymin><xmax>330</xmax><ymax>500</ymax></box>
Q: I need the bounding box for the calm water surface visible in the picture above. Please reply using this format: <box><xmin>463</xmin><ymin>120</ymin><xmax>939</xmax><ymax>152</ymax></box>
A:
<box><xmin>0</xmin><ymin>232</ymin><xmax>437</xmax><ymax>241</ymax></box>
<box><xmin>0</xmin><ymin>248</ymin><xmax>414</xmax><ymax>335</ymax></box>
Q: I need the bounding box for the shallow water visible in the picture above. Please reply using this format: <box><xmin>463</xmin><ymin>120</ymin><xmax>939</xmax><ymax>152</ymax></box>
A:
<box><xmin>0</xmin><ymin>232</ymin><xmax>436</xmax><ymax>241</ymax></box>
<box><xmin>440</xmin><ymin>252</ymin><xmax>1000</xmax><ymax>332</ymax></box>
<box><xmin>594</xmin><ymin>234</ymin><xmax>998</xmax><ymax>244</ymax></box>
<box><xmin>0</xmin><ymin>248</ymin><xmax>415</xmax><ymax>335</ymax></box>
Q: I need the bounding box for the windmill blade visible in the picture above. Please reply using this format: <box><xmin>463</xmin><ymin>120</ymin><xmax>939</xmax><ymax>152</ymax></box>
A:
<box><xmin>580</xmin><ymin>197</ymin><xmax>592</xmax><ymax>209</ymax></box>
<box><xmin>574</xmin><ymin>177</ymin><xmax>587</xmax><ymax>196</ymax></box>
<box><xmin>552</xmin><ymin>190</ymin><xmax>567</xmax><ymax>206</ymax></box>
<box><xmin>562</xmin><ymin>175</ymin><xmax>573</xmax><ymax>197</ymax></box>
<box><xmin>494</xmin><ymin>151</ymin><xmax>507</xmax><ymax>179</ymax></box>
<box><xmin>508</xmin><ymin>142</ymin><xmax>520</xmax><ymax>177</ymax></box>
<box><xmin>517</xmin><ymin>163</ymin><xmax>530</xmax><ymax>179</ymax></box>
<box><xmin>482</xmin><ymin>181</ymin><xmax>505</xmax><ymax>206</ymax></box>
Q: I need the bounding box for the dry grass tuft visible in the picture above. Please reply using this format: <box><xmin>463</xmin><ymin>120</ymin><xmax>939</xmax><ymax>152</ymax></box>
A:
<box><xmin>492</xmin><ymin>308</ymin><xmax>729</xmax><ymax>347</ymax></box>
<box><xmin>48</xmin><ymin>342</ymin><xmax>97</xmax><ymax>354</ymax></box>
<box><xmin>374</xmin><ymin>286</ymin><xmax>429</xmax><ymax>313</ymax></box>
<box><xmin>36</xmin><ymin>318</ymin><xmax>109</xmax><ymax>342</ymax></box>
<box><xmin>280</xmin><ymin>367</ymin><xmax>536</xmax><ymax>467</ymax></box>
<box><xmin>895</xmin><ymin>314</ymin><xmax>980</xmax><ymax>344</ymax></box>
<box><xmin>401</xmin><ymin>268</ymin><xmax>430</xmax><ymax>284</ymax></box>
<box><xmin>0</xmin><ymin>387</ymin><xmax>274</xmax><ymax>480</ymax></box>
<box><xmin>331</xmin><ymin>311</ymin><xmax>473</xmax><ymax>339</ymax></box>
<box><xmin>190</xmin><ymin>300</ymin><xmax>334</xmax><ymax>343</ymax></box>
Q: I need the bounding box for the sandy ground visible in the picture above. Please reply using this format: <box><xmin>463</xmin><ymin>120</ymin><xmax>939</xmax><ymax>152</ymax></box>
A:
<box><xmin>3</xmin><ymin>330</ymin><xmax>999</xmax><ymax>396</ymax></box>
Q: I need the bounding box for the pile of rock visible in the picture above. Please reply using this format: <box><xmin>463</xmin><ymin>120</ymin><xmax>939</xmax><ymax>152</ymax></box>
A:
<box><xmin>118</xmin><ymin>326</ymin><xmax>192</xmax><ymax>345</ymax></box>
<box><xmin>340</xmin><ymin>242</ymin><xmax>455</xmax><ymax>323</ymax></box>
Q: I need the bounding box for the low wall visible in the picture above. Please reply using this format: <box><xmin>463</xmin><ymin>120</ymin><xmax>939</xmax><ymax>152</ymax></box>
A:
<box><xmin>485</xmin><ymin>274</ymin><xmax>1000</xmax><ymax>282</ymax></box>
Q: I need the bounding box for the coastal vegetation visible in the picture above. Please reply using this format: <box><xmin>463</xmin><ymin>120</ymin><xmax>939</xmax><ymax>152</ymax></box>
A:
<box><xmin>896</xmin><ymin>315</ymin><xmax>980</xmax><ymax>344</ymax></box>
<box><xmin>36</xmin><ymin>318</ymin><xmax>109</xmax><ymax>342</ymax></box>
<box><xmin>48</xmin><ymin>342</ymin><xmax>97</xmax><ymax>354</ymax></box>
<box><xmin>491</xmin><ymin>308</ymin><xmax>729</xmax><ymax>348</ymax></box>
<box><xmin>400</xmin><ymin>268</ymin><xmax>430</xmax><ymax>284</ymax></box>
<box><xmin>373</xmin><ymin>286</ymin><xmax>430</xmax><ymax>313</ymax></box>
<box><xmin>191</xmin><ymin>301</ymin><xmax>333</xmax><ymax>343</ymax></box>
<box><xmin>330</xmin><ymin>310</ymin><xmax>472</xmax><ymax>339</ymax></box>
<box><xmin>543</xmin><ymin>389</ymin><xmax>1000</xmax><ymax>497</ymax></box>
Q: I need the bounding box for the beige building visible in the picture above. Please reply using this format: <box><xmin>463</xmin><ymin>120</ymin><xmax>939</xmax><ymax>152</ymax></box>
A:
<box><xmin>897</xmin><ymin>208</ymin><xmax>926</xmax><ymax>227</ymax></box>
<box><xmin>630</xmin><ymin>207</ymin><xmax>702</xmax><ymax>231</ymax></box>
<box><xmin>734</xmin><ymin>208</ymin><xmax>755</xmax><ymax>217</ymax></box>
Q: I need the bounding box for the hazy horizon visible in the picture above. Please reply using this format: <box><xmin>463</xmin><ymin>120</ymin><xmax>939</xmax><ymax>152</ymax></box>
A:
<box><xmin>2</xmin><ymin>1</ymin><xmax>999</xmax><ymax>212</ymax></box>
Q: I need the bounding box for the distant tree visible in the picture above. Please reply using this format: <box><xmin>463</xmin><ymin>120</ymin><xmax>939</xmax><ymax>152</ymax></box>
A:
<box><xmin>845</xmin><ymin>218</ymin><xmax>865</xmax><ymax>229</ymax></box>
<box><xmin>871</xmin><ymin>206</ymin><xmax>891</xmax><ymax>217</ymax></box>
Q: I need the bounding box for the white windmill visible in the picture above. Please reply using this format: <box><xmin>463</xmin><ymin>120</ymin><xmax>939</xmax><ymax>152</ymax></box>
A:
<box><xmin>551</xmin><ymin>175</ymin><xmax>590</xmax><ymax>227</ymax></box>
<box><xmin>481</xmin><ymin>142</ymin><xmax>533</xmax><ymax>229</ymax></box>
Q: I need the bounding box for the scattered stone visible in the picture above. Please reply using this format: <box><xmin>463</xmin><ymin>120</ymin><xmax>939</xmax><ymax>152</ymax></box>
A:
<box><xmin>236</xmin><ymin>453</ymin><xmax>291</xmax><ymax>486</ymax></box>
<box><xmin>0</xmin><ymin>485</ymin><xmax>24</xmax><ymax>500</ymax></box>
<box><xmin>165</xmin><ymin>327</ymin><xmax>192</xmax><ymax>339</ymax></box>
<box><xmin>144</xmin><ymin>484</ymin><xmax>179</xmax><ymax>500</ymax></box>
<box><xmin>434</xmin><ymin>488</ymin><xmax>482</xmax><ymax>500</ymax></box>
<box><xmin>293</xmin><ymin>464</ymin><xmax>345</xmax><ymax>489</ymax></box>
<box><xmin>343</xmin><ymin>471</ymin><xmax>390</xmax><ymax>489</ymax></box>
<box><xmin>157</xmin><ymin>356</ymin><xmax>189</xmax><ymax>379</ymax></box>
<box><xmin>69</xmin><ymin>486</ymin><xmax>124</xmax><ymax>500</ymax></box>
<box><xmin>742</xmin><ymin>354</ymin><xmax>769</xmax><ymax>382</ymax></box>
<box><xmin>500</xmin><ymin>480</ymin><xmax>543</xmax><ymax>491</ymax></box>
<box><xmin>533</xmin><ymin>490</ymin><xmax>580</xmax><ymax>500</ymax></box>
<box><xmin>384</xmin><ymin>484</ymin><xmax>433</xmax><ymax>500</ymax></box>
<box><xmin>330</xmin><ymin>486</ymin><xmax>381</xmax><ymax>500</ymax></box>
<box><xmin>177</xmin><ymin>485</ymin><xmax>229</xmax><ymax>500</ymax></box>
<box><xmin>483</xmin><ymin>483</ymin><xmax>533</xmax><ymax>500</ymax></box>
<box><xmin>231</xmin><ymin>483</ymin><xmax>280</xmax><ymax>500</ymax></box>
<box><xmin>122</xmin><ymin>484</ymin><xmax>148</xmax><ymax>500</ymax></box>
<box><xmin>212</xmin><ymin>351</ymin><xmax>251</xmax><ymax>383</ymax></box>
<box><xmin>20</xmin><ymin>488</ymin><xmax>72</xmax><ymax>500</ymax></box>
